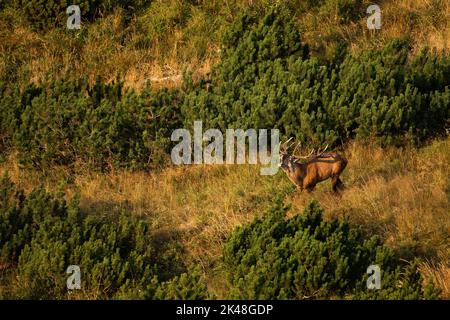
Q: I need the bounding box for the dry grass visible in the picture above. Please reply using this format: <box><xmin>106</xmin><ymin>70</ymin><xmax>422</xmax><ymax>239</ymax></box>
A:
<box><xmin>1</xmin><ymin>0</ymin><xmax>448</xmax><ymax>90</ymax></box>
<box><xmin>301</xmin><ymin>0</ymin><xmax>450</xmax><ymax>57</ymax></box>
<box><xmin>0</xmin><ymin>5</ymin><xmax>219</xmax><ymax>90</ymax></box>
<box><xmin>73</xmin><ymin>165</ymin><xmax>277</xmax><ymax>264</ymax></box>
<box><xmin>2</xmin><ymin>137</ymin><xmax>449</xmax><ymax>298</ymax></box>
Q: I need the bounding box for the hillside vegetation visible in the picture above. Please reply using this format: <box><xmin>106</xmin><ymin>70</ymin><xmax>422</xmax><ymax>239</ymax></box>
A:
<box><xmin>0</xmin><ymin>1</ymin><xmax>449</xmax><ymax>299</ymax></box>
<box><xmin>1</xmin><ymin>6</ymin><xmax>449</xmax><ymax>170</ymax></box>
<box><xmin>1</xmin><ymin>138</ymin><xmax>449</xmax><ymax>298</ymax></box>
<box><xmin>0</xmin><ymin>0</ymin><xmax>448</xmax><ymax>89</ymax></box>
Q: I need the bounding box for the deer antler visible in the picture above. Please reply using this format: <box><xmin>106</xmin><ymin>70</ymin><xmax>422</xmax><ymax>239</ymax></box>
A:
<box><xmin>282</xmin><ymin>140</ymin><xmax>331</xmax><ymax>160</ymax></box>
<box><xmin>293</xmin><ymin>143</ymin><xmax>329</xmax><ymax>160</ymax></box>
<box><xmin>281</xmin><ymin>137</ymin><xmax>296</xmax><ymax>152</ymax></box>
<box><xmin>316</xmin><ymin>144</ymin><xmax>329</xmax><ymax>157</ymax></box>
<box><xmin>294</xmin><ymin>148</ymin><xmax>315</xmax><ymax>159</ymax></box>
<box><xmin>292</xmin><ymin>141</ymin><xmax>301</xmax><ymax>155</ymax></box>
<box><xmin>280</xmin><ymin>137</ymin><xmax>292</xmax><ymax>150</ymax></box>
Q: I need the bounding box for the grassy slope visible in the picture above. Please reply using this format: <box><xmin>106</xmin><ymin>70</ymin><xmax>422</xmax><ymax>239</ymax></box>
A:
<box><xmin>1</xmin><ymin>0</ymin><xmax>448</xmax><ymax>90</ymax></box>
<box><xmin>2</xmin><ymin>137</ymin><xmax>449</xmax><ymax>298</ymax></box>
<box><xmin>1</xmin><ymin>0</ymin><xmax>449</xmax><ymax>299</ymax></box>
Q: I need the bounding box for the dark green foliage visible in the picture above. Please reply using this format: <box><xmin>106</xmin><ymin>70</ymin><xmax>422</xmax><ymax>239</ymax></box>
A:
<box><xmin>150</xmin><ymin>268</ymin><xmax>214</xmax><ymax>300</ymax></box>
<box><xmin>0</xmin><ymin>78</ymin><xmax>183</xmax><ymax>170</ymax></box>
<box><xmin>222</xmin><ymin>198</ymin><xmax>440</xmax><ymax>299</ymax></box>
<box><xmin>6</xmin><ymin>0</ymin><xmax>151</xmax><ymax>29</ymax></box>
<box><xmin>0</xmin><ymin>173</ymin><xmax>210</xmax><ymax>299</ymax></box>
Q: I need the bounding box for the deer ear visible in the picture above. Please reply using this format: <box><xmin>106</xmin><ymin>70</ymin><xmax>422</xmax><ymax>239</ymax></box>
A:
<box><xmin>293</xmin><ymin>158</ymin><xmax>302</xmax><ymax>164</ymax></box>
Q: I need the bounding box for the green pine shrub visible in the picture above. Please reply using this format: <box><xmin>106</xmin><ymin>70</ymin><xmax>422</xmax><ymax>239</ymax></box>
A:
<box><xmin>222</xmin><ymin>198</ymin><xmax>441</xmax><ymax>299</ymax></box>
<box><xmin>0</xmin><ymin>78</ymin><xmax>183</xmax><ymax>170</ymax></box>
<box><xmin>0</xmin><ymin>172</ymin><xmax>210</xmax><ymax>299</ymax></box>
<box><xmin>6</xmin><ymin>0</ymin><xmax>150</xmax><ymax>29</ymax></box>
<box><xmin>181</xmin><ymin>6</ymin><xmax>449</xmax><ymax>147</ymax></box>
<box><xmin>150</xmin><ymin>267</ymin><xmax>214</xmax><ymax>300</ymax></box>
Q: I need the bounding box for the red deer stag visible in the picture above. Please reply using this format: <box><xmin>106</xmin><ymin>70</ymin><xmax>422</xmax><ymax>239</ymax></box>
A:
<box><xmin>279</xmin><ymin>138</ymin><xmax>348</xmax><ymax>192</ymax></box>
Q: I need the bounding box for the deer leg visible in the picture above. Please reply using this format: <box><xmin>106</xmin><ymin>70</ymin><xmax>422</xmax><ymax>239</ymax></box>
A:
<box><xmin>332</xmin><ymin>176</ymin><xmax>344</xmax><ymax>192</ymax></box>
<box><xmin>305</xmin><ymin>183</ymin><xmax>316</xmax><ymax>193</ymax></box>
<box><xmin>336</xmin><ymin>178</ymin><xmax>344</xmax><ymax>189</ymax></box>
<box><xmin>295</xmin><ymin>183</ymin><xmax>303</xmax><ymax>192</ymax></box>
<box><xmin>295</xmin><ymin>181</ymin><xmax>304</xmax><ymax>193</ymax></box>
<box><xmin>331</xmin><ymin>176</ymin><xmax>339</xmax><ymax>192</ymax></box>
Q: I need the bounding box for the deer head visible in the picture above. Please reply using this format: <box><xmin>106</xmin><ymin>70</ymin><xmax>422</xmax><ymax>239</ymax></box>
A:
<box><xmin>279</xmin><ymin>139</ymin><xmax>329</xmax><ymax>170</ymax></box>
<box><xmin>279</xmin><ymin>137</ymin><xmax>296</xmax><ymax>170</ymax></box>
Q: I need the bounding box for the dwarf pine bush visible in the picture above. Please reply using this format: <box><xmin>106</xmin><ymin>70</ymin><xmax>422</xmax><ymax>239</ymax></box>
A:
<box><xmin>5</xmin><ymin>0</ymin><xmax>149</xmax><ymax>29</ymax></box>
<box><xmin>0</xmin><ymin>78</ymin><xmax>183</xmax><ymax>170</ymax></box>
<box><xmin>222</xmin><ymin>198</ymin><xmax>441</xmax><ymax>299</ymax></box>
<box><xmin>182</xmin><ymin>5</ymin><xmax>450</xmax><ymax>146</ymax></box>
<box><xmin>0</xmin><ymin>173</ymin><xmax>210</xmax><ymax>299</ymax></box>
